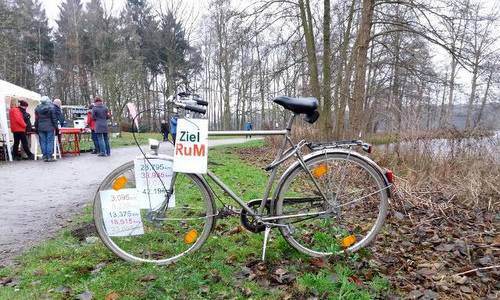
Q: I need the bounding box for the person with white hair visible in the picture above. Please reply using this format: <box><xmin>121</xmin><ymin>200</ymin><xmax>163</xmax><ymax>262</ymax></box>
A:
<box><xmin>35</xmin><ymin>96</ymin><xmax>58</xmax><ymax>162</ymax></box>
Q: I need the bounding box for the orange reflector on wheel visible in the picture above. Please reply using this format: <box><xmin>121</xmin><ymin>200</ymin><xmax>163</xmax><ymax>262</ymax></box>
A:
<box><xmin>341</xmin><ymin>235</ymin><xmax>356</xmax><ymax>248</ymax></box>
<box><xmin>312</xmin><ymin>164</ymin><xmax>328</xmax><ymax>178</ymax></box>
<box><xmin>184</xmin><ymin>229</ymin><xmax>198</xmax><ymax>244</ymax></box>
<box><xmin>112</xmin><ymin>176</ymin><xmax>128</xmax><ymax>191</ymax></box>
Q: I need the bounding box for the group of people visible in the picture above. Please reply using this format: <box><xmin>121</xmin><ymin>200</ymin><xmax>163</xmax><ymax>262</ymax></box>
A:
<box><xmin>9</xmin><ymin>96</ymin><xmax>65</xmax><ymax>162</ymax></box>
<box><xmin>9</xmin><ymin>96</ymin><xmax>111</xmax><ymax>161</ymax></box>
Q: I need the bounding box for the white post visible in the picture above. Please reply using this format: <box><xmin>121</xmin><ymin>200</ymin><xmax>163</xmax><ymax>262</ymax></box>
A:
<box><xmin>6</xmin><ymin>136</ymin><xmax>12</xmax><ymax>162</ymax></box>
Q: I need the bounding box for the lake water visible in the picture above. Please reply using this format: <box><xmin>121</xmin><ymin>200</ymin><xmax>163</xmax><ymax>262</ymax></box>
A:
<box><xmin>375</xmin><ymin>131</ymin><xmax>500</xmax><ymax>160</ymax></box>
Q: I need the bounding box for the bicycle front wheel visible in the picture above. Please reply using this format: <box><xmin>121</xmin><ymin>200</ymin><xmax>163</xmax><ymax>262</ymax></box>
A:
<box><xmin>275</xmin><ymin>151</ymin><xmax>388</xmax><ymax>257</ymax></box>
<box><xmin>93</xmin><ymin>158</ymin><xmax>215</xmax><ymax>265</ymax></box>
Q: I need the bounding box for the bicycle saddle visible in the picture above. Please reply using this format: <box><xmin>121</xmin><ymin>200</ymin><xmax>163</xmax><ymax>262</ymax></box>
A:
<box><xmin>273</xmin><ymin>96</ymin><xmax>318</xmax><ymax>114</ymax></box>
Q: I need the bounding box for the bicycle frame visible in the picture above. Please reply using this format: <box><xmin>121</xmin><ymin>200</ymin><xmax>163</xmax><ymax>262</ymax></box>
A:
<box><xmin>196</xmin><ymin>114</ymin><xmax>328</xmax><ymax>222</ymax></box>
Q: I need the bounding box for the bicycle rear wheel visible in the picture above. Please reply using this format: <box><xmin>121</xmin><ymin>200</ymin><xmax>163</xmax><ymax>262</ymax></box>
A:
<box><xmin>274</xmin><ymin>151</ymin><xmax>388</xmax><ymax>257</ymax></box>
<box><xmin>93</xmin><ymin>158</ymin><xmax>215</xmax><ymax>264</ymax></box>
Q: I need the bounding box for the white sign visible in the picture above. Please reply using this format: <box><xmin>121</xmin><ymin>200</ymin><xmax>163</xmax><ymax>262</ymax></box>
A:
<box><xmin>134</xmin><ymin>158</ymin><xmax>175</xmax><ymax>209</ymax></box>
<box><xmin>100</xmin><ymin>188</ymin><xmax>144</xmax><ymax>237</ymax></box>
<box><xmin>173</xmin><ymin>119</ymin><xmax>208</xmax><ymax>174</ymax></box>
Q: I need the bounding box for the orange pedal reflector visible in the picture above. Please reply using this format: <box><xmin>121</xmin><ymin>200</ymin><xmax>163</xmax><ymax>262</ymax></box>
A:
<box><xmin>112</xmin><ymin>176</ymin><xmax>128</xmax><ymax>191</ymax></box>
<box><xmin>184</xmin><ymin>229</ymin><xmax>198</xmax><ymax>244</ymax></box>
<box><xmin>312</xmin><ymin>164</ymin><xmax>328</xmax><ymax>178</ymax></box>
<box><xmin>341</xmin><ymin>235</ymin><xmax>356</xmax><ymax>248</ymax></box>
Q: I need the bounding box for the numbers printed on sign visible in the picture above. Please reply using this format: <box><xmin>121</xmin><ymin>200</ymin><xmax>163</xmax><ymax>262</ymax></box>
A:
<box><xmin>100</xmin><ymin>188</ymin><xmax>144</xmax><ymax>237</ymax></box>
<box><xmin>140</xmin><ymin>163</ymin><xmax>167</xmax><ymax>171</ymax></box>
<box><xmin>134</xmin><ymin>159</ymin><xmax>175</xmax><ymax>209</ymax></box>
<box><xmin>108</xmin><ymin>210</ymin><xmax>137</xmax><ymax>218</ymax></box>
<box><xmin>141</xmin><ymin>188</ymin><xmax>167</xmax><ymax>195</ymax></box>
<box><xmin>140</xmin><ymin>172</ymin><xmax>170</xmax><ymax>179</ymax></box>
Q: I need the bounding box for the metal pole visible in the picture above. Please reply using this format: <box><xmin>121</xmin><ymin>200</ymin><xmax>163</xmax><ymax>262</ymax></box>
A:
<box><xmin>208</xmin><ymin>130</ymin><xmax>287</xmax><ymax>137</ymax></box>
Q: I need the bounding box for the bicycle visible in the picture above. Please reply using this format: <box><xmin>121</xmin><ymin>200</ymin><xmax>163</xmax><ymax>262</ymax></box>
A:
<box><xmin>93</xmin><ymin>94</ymin><xmax>394</xmax><ymax>265</ymax></box>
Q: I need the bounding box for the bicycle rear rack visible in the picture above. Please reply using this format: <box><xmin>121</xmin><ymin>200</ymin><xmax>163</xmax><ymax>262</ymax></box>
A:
<box><xmin>307</xmin><ymin>140</ymin><xmax>372</xmax><ymax>153</ymax></box>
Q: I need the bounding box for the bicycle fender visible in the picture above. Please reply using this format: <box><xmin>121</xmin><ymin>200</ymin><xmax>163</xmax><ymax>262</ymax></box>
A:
<box><xmin>272</xmin><ymin>149</ymin><xmax>391</xmax><ymax>212</ymax></box>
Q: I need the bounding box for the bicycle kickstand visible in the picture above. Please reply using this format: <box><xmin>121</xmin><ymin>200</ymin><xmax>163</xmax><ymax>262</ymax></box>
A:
<box><xmin>261</xmin><ymin>226</ymin><xmax>272</xmax><ymax>261</ymax></box>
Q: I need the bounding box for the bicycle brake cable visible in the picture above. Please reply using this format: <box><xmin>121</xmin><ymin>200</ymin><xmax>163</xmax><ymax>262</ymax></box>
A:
<box><xmin>131</xmin><ymin>107</ymin><xmax>175</xmax><ymax>214</ymax></box>
<box><xmin>202</xmin><ymin>175</ymin><xmax>241</xmax><ymax>218</ymax></box>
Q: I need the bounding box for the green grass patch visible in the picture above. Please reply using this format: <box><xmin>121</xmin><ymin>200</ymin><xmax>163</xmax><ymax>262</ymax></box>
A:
<box><xmin>0</xmin><ymin>141</ymin><xmax>389</xmax><ymax>299</ymax></box>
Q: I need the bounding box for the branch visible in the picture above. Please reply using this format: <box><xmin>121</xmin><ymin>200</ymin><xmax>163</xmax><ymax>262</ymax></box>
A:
<box><xmin>452</xmin><ymin>265</ymin><xmax>499</xmax><ymax>277</ymax></box>
<box><xmin>371</xmin><ymin>21</ymin><xmax>473</xmax><ymax>71</ymax></box>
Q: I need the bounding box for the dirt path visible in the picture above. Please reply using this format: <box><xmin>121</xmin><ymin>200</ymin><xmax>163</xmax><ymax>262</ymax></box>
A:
<box><xmin>0</xmin><ymin>138</ymin><xmax>254</xmax><ymax>266</ymax></box>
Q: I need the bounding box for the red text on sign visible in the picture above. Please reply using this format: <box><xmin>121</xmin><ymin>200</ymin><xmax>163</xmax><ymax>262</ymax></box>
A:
<box><xmin>175</xmin><ymin>143</ymin><xmax>206</xmax><ymax>157</ymax></box>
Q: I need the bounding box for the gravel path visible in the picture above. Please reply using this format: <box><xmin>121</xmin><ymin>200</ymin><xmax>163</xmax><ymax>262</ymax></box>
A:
<box><xmin>0</xmin><ymin>138</ymin><xmax>253</xmax><ymax>266</ymax></box>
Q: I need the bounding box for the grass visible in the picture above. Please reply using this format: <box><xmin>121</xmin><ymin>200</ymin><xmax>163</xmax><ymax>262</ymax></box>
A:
<box><xmin>79</xmin><ymin>132</ymin><xmax>164</xmax><ymax>151</ymax></box>
<box><xmin>79</xmin><ymin>132</ymin><xmax>237</xmax><ymax>151</ymax></box>
<box><xmin>0</xmin><ymin>140</ymin><xmax>389</xmax><ymax>299</ymax></box>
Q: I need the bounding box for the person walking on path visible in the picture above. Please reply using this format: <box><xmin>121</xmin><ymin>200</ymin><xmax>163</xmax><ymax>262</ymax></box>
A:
<box><xmin>53</xmin><ymin>98</ymin><xmax>65</xmax><ymax>146</ymax></box>
<box><xmin>244</xmin><ymin>121</ymin><xmax>253</xmax><ymax>139</ymax></box>
<box><xmin>160</xmin><ymin>120</ymin><xmax>169</xmax><ymax>141</ymax></box>
<box><xmin>9</xmin><ymin>99</ymin><xmax>34</xmax><ymax>160</ymax></box>
<box><xmin>86</xmin><ymin>104</ymin><xmax>99</xmax><ymax>154</ymax></box>
<box><xmin>35</xmin><ymin>96</ymin><xmax>58</xmax><ymax>162</ymax></box>
<box><xmin>92</xmin><ymin>97</ymin><xmax>111</xmax><ymax>156</ymax></box>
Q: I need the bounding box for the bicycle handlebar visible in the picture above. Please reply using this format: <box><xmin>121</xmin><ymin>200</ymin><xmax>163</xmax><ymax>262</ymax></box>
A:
<box><xmin>195</xmin><ymin>99</ymin><xmax>208</xmax><ymax>106</ymax></box>
<box><xmin>185</xmin><ymin>104</ymin><xmax>206</xmax><ymax>114</ymax></box>
<box><xmin>174</xmin><ymin>101</ymin><xmax>207</xmax><ymax>114</ymax></box>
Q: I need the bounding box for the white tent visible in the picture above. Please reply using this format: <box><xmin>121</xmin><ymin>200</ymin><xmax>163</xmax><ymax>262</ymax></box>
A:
<box><xmin>0</xmin><ymin>80</ymin><xmax>41</xmax><ymax>161</ymax></box>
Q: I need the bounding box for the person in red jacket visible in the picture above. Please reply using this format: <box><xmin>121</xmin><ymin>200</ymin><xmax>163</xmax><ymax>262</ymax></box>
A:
<box><xmin>86</xmin><ymin>104</ymin><xmax>99</xmax><ymax>154</ymax></box>
<box><xmin>9</xmin><ymin>99</ymin><xmax>34</xmax><ymax>160</ymax></box>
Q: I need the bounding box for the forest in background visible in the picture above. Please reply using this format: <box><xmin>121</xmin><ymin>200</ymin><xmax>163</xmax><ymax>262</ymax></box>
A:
<box><xmin>0</xmin><ymin>0</ymin><xmax>499</xmax><ymax>138</ymax></box>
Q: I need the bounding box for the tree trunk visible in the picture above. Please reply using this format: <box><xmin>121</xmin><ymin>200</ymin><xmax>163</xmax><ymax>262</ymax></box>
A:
<box><xmin>438</xmin><ymin>73</ymin><xmax>447</xmax><ymax>127</ymax></box>
<box><xmin>298</xmin><ymin>0</ymin><xmax>320</xmax><ymax>100</ymax></box>
<box><xmin>475</xmin><ymin>66</ymin><xmax>493</xmax><ymax>128</ymax></box>
<box><xmin>446</xmin><ymin>57</ymin><xmax>457</xmax><ymax>126</ymax></box>
<box><xmin>350</xmin><ymin>0</ymin><xmax>375</xmax><ymax>136</ymax></box>
<box><xmin>465</xmin><ymin>56</ymin><xmax>479</xmax><ymax>129</ymax></box>
<box><xmin>333</xmin><ymin>0</ymin><xmax>356</xmax><ymax>139</ymax></box>
<box><xmin>321</xmin><ymin>0</ymin><xmax>333</xmax><ymax>140</ymax></box>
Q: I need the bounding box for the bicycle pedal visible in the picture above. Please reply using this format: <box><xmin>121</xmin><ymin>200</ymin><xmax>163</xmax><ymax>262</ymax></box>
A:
<box><xmin>217</xmin><ymin>205</ymin><xmax>240</xmax><ymax>219</ymax></box>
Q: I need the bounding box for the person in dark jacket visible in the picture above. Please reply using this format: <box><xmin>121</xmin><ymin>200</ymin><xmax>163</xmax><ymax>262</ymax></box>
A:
<box><xmin>86</xmin><ymin>104</ymin><xmax>99</xmax><ymax>154</ymax></box>
<box><xmin>9</xmin><ymin>99</ymin><xmax>34</xmax><ymax>160</ymax></box>
<box><xmin>169</xmin><ymin>113</ymin><xmax>178</xmax><ymax>144</ymax></box>
<box><xmin>160</xmin><ymin>120</ymin><xmax>169</xmax><ymax>141</ymax></box>
<box><xmin>244</xmin><ymin>121</ymin><xmax>253</xmax><ymax>139</ymax></box>
<box><xmin>53</xmin><ymin>98</ymin><xmax>65</xmax><ymax>146</ymax></box>
<box><xmin>92</xmin><ymin>97</ymin><xmax>111</xmax><ymax>156</ymax></box>
<box><xmin>35</xmin><ymin>96</ymin><xmax>58</xmax><ymax>162</ymax></box>
<box><xmin>18</xmin><ymin>100</ymin><xmax>34</xmax><ymax>159</ymax></box>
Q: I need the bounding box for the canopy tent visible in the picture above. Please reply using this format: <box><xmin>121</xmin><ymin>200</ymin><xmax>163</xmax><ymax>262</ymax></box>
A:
<box><xmin>0</xmin><ymin>80</ymin><xmax>41</xmax><ymax>161</ymax></box>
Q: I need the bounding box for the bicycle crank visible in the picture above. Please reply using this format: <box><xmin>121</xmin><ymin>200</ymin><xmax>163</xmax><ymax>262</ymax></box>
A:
<box><xmin>240</xmin><ymin>199</ymin><xmax>270</xmax><ymax>233</ymax></box>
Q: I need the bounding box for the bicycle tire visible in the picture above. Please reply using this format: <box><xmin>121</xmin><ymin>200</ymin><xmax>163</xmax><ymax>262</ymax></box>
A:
<box><xmin>274</xmin><ymin>150</ymin><xmax>388</xmax><ymax>257</ymax></box>
<box><xmin>93</xmin><ymin>158</ymin><xmax>216</xmax><ymax>265</ymax></box>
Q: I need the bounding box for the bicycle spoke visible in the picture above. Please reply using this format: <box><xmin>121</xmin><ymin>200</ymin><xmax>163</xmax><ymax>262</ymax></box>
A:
<box><xmin>275</xmin><ymin>152</ymin><xmax>388</xmax><ymax>256</ymax></box>
<box><xmin>94</xmin><ymin>161</ymin><xmax>215</xmax><ymax>264</ymax></box>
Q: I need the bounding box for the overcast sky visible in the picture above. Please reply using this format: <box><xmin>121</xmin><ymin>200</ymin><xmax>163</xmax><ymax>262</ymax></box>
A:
<box><xmin>43</xmin><ymin>0</ymin><xmax>124</xmax><ymax>28</ymax></box>
<box><xmin>42</xmin><ymin>0</ymin><xmax>206</xmax><ymax>29</ymax></box>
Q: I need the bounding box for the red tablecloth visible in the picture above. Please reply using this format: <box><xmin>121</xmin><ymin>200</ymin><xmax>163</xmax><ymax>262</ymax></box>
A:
<box><xmin>59</xmin><ymin>128</ymin><xmax>83</xmax><ymax>134</ymax></box>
